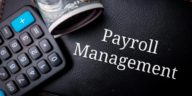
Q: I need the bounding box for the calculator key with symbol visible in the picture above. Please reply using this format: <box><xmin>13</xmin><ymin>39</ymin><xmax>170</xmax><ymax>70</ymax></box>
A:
<box><xmin>0</xmin><ymin>6</ymin><xmax>66</xmax><ymax>96</ymax></box>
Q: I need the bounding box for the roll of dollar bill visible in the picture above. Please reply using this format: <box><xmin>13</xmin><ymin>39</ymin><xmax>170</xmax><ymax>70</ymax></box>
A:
<box><xmin>34</xmin><ymin>0</ymin><xmax>104</xmax><ymax>38</ymax></box>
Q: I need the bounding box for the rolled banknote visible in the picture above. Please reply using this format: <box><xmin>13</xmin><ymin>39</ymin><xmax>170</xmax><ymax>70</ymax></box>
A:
<box><xmin>34</xmin><ymin>0</ymin><xmax>104</xmax><ymax>38</ymax></box>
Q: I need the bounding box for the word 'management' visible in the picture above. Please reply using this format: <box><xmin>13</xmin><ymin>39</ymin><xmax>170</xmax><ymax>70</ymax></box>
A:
<box><xmin>73</xmin><ymin>28</ymin><xmax>178</xmax><ymax>80</ymax></box>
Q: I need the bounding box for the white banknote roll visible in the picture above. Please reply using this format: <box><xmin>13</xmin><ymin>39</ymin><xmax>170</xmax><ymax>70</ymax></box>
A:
<box><xmin>35</xmin><ymin>0</ymin><xmax>104</xmax><ymax>38</ymax></box>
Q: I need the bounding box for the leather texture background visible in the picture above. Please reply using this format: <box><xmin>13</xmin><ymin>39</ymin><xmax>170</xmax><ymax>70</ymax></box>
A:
<box><xmin>2</xmin><ymin>0</ymin><xmax>191</xmax><ymax>96</ymax></box>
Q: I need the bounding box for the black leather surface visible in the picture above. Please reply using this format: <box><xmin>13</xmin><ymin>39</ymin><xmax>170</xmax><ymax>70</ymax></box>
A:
<box><xmin>2</xmin><ymin>0</ymin><xmax>192</xmax><ymax>96</ymax></box>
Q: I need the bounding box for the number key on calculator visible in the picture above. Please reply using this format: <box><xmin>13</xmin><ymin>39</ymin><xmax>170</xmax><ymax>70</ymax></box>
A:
<box><xmin>0</xmin><ymin>6</ymin><xmax>66</xmax><ymax>96</ymax></box>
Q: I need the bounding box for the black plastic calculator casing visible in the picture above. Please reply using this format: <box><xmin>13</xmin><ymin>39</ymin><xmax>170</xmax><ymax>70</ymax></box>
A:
<box><xmin>0</xmin><ymin>6</ymin><xmax>66</xmax><ymax>96</ymax></box>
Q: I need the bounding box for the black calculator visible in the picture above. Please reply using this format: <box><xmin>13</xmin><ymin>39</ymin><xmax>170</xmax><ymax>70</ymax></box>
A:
<box><xmin>0</xmin><ymin>6</ymin><xmax>66</xmax><ymax>96</ymax></box>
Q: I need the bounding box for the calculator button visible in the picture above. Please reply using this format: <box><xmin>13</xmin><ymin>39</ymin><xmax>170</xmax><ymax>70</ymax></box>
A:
<box><xmin>0</xmin><ymin>89</ymin><xmax>6</xmax><ymax>96</ymax></box>
<box><xmin>39</xmin><ymin>39</ymin><xmax>52</xmax><ymax>53</ymax></box>
<box><xmin>16</xmin><ymin>74</ymin><xmax>29</xmax><ymax>88</ymax></box>
<box><xmin>11</xmin><ymin>11</ymin><xmax>35</xmax><ymax>32</ymax></box>
<box><xmin>0</xmin><ymin>47</ymin><xmax>11</xmax><ymax>60</ymax></box>
<box><xmin>7</xmin><ymin>60</ymin><xmax>20</xmax><ymax>74</ymax></box>
<box><xmin>20</xmin><ymin>32</ymin><xmax>33</xmax><ymax>46</ymax></box>
<box><xmin>18</xmin><ymin>53</ymin><xmax>30</xmax><ymax>67</ymax></box>
<box><xmin>5</xmin><ymin>81</ymin><xmax>18</xmax><ymax>94</ymax></box>
<box><xmin>29</xmin><ymin>46</ymin><xmax>42</xmax><ymax>60</ymax></box>
<box><xmin>37</xmin><ymin>60</ymin><xmax>51</xmax><ymax>74</ymax></box>
<box><xmin>27</xmin><ymin>67</ymin><xmax>40</xmax><ymax>81</ymax></box>
<box><xmin>31</xmin><ymin>25</ymin><xmax>44</xmax><ymax>39</ymax></box>
<box><xmin>48</xmin><ymin>53</ymin><xmax>62</xmax><ymax>67</ymax></box>
<box><xmin>9</xmin><ymin>39</ymin><xmax>22</xmax><ymax>53</ymax></box>
<box><xmin>0</xmin><ymin>67</ymin><xmax>10</xmax><ymax>81</ymax></box>
<box><xmin>0</xmin><ymin>26</ymin><xmax>13</xmax><ymax>39</ymax></box>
